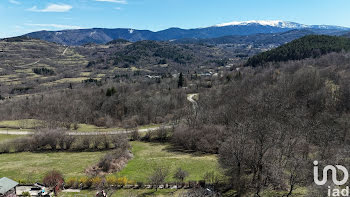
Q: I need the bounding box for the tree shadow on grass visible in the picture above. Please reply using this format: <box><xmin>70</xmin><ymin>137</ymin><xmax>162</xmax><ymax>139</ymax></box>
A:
<box><xmin>138</xmin><ymin>190</ymin><xmax>156</xmax><ymax>197</ymax></box>
<box><xmin>137</xmin><ymin>189</ymin><xmax>177</xmax><ymax>197</ymax></box>
<box><xmin>146</xmin><ymin>141</ymin><xmax>212</xmax><ymax>157</ymax></box>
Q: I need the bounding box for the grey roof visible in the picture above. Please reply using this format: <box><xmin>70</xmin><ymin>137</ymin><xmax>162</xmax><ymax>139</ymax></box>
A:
<box><xmin>0</xmin><ymin>177</ymin><xmax>18</xmax><ymax>195</ymax></box>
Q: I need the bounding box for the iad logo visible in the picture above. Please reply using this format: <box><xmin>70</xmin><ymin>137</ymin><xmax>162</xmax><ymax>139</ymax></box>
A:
<box><xmin>314</xmin><ymin>161</ymin><xmax>350</xmax><ymax>196</ymax></box>
<box><xmin>314</xmin><ymin>161</ymin><xmax>349</xmax><ymax>186</ymax></box>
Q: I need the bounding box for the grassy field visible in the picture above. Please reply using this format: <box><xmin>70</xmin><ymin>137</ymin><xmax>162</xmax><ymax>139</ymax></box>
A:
<box><xmin>0</xmin><ymin>119</ymin><xmax>114</xmax><ymax>132</ymax></box>
<box><xmin>0</xmin><ymin>134</ymin><xmax>21</xmax><ymax>142</ymax></box>
<box><xmin>0</xmin><ymin>119</ymin><xmax>160</xmax><ymax>133</ymax></box>
<box><xmin>0</xmin><ymin>119</ymin><xmax>39</xmax><ymax>129</ymax></box>
<box><xmin>117</xmin><ymin>141</ymin><xmax>222</xmax><ymax>183</ymax></box>
<box><xmin>0</xmin><ymin>151</ymin><xmax>107</xmax><ymax>182</ymax></box>
<box><xmin>0</xmin><ymin>140</ymin><xmax>221</xmax><ymax>184</ymax></box>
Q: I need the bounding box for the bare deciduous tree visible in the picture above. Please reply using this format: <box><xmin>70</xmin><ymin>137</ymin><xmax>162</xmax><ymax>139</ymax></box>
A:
<box><xmin>149</xmin><ymin>166</ymin><xmax>169</xmax><ymax>191</ymax></box>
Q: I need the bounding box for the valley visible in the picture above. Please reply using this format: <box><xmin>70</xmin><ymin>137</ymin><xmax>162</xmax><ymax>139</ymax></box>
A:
<box><xmin>1</xmin><ymin>17</ymin><xmax>350</xmax><ymax>197</ymax></box>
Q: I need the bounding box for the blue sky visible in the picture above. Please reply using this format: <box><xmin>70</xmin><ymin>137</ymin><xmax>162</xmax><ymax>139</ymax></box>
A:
<box><xmin>1</xmin><ymin>0</ymin><xmax>350</xmax><ymax>38</ymax></box>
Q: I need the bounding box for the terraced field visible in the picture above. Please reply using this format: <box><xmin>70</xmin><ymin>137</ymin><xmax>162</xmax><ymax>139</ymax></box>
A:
<box><xmin>0</xmin><ymin>38</ymin><xmax>92</xmax><ymax>97</ymax></box>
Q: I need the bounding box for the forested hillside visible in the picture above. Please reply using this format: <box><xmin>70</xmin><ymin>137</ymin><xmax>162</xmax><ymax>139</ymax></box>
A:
<box><xmin>173</xmin><ymin>51</ymin><xmax>350</xmax><ymax>196</ymax></box>
<box><xmin>245</xmin><ymin>35</ymin><xmax>350</xmax><ymax>67</ymax></box>
<box><xmin>175</xmin><ymin>29</ymin><xmax>315</xmax><ymax>46</ymax></box>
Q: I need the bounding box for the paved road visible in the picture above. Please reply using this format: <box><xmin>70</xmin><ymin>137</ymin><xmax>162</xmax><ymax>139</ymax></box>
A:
<box><xmin>0</xmin><ymin>126</ymin><xmax>172</xmax><ymax>136</ymax></box>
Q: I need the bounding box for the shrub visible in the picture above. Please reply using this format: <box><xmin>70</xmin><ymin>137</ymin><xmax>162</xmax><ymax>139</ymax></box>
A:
<box><xmin>155</xmin><ymin>126</ymin><xmax>168</xmax><ymax>142</ymax></box>
<box><xmin>32</xmin><ymin>67</ymin><xmax>55</xmax><ymax>76</ymax></box>
<box><xmin>149</xmin><ymin>167</ymin><xmax>169</xmax><ymax>191</ymax></box>
<box><xmin>203</xmin><ymin>171</ymin><xmax>220</xmax><ymax>185</ymax></box>
<box><xmin>110</xmin><ymin>134</ymin><xmax>130</xmax><ymax>149</ymax></box>
<box><xmin>172</xmin><ymin>125</ymin><xmax>225</xmax><ymax>153</ymax></box>
<box><xmin>10</xmin><ymin>87</ymin><xmax>33</xmax><ymax>94</ymax></box>
<box><xmin>63</xmin><ymin>135</ymin><xmax>75</xmax><ymax>150</ymax></box>
<box><xmin>141</xmin><ymin>131</ymin><xmax>153</xmax><ymax>142</ymax></box>
<box><xmin>98</xmin><ymin>153</ymin><xmax>114</xmax><ymax>172</ymax></box>
<box><xmin>13</xmin><ymin>137</ymin><xmax>31</xmax><ymax>152</ymax></box>
<box><xmin>91</xmin><ymin>177</ymin><xmax>102</xmax><ymax>188</ymax></box>
<box><xmin>106</xmin><ymin>87</ymin><xmax>116</xmax><ymax>97</ymax></box>
<box><xmin>43</xmin><ymin>170</ymin><xmax>64</xmax><ymax>187</ymax></box>
<box><xmin>137</xmin><ymin>181</ymin><xmax>144</xmax><ymax>188</ymax></box>
<box><xmin>83</xmin><ymin>78</ymin><xmax>99</xmax><ymax>84</ymax></box>
<box><xmin>79</xmin><ymin>177</ymin><xmax>92</xmax><ymax>188</ymax></box>
<box><xmin>0</xmin><ymin>144</ymin><xmax>10</xmax><ymax>153</ymax></box>
<box><xmin>73</xmin><ymin>136</ymin><xmax>94</xmax><ymax>151</ymax></box>
<box><xmin>116</xmin><ymin>177</ymin><xmax>128</xmax><ymax>186</ymax></box>
<box><xmin>198</xmin><ymin>180</ymin><xmax>206</xmax><ymax>188</ymax></box>
<box><xmin>65</xmin><ymin>177</ymin><xmax>78</xmax><ymax>189</ymax></box>
<box><xmin>94</xmin><ymin>117</ymin><xmax>107</xmax><ymax>127</ymax></box>
<box><xmin>173</xmin><ymin>168</ymin><xmax>189</xmax><ymax>182</ymax></box>
<box><xmin>1</xmin><ymin>130</ymin><xmax>129</xmax><ymax>153</ymax></box>
<box><xmin>22</xmin><ymin>191</ymin><xmax>31</xmax><ymax>197</ymax></box>
<box><xmin>188</xmin><ymin>181</ymin><xmax>197</xmax><ymax>188</ymax></box>
<box><xmin>130</xmin><ymin>128</ymin><xmax>140</xmax><ymax>141</ymax></box>
<box><xmin>106</xmin><ymin>176</ymin><xmax>118</xmax><ymax>186</ymax></box>
<box><xmin>17</xmin><ymin>179</ymin><xmax>27</xmax><ymax>184</ymax></box>
<box><xmin>73</xmin><ymin>123</ymin><xmax>79</xmax><ymax>130</ymax></box>
<box><xmin>30</xmin><ymin>129</ymin><xmax>66</xmax><ymax>151</ymax></box>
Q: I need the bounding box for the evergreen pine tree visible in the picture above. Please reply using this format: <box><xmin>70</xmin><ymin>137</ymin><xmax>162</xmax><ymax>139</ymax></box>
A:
<box><xmin>178</xmin><ymin>72</ymin><xmax>184</xmax><ymax>88</ymax></box>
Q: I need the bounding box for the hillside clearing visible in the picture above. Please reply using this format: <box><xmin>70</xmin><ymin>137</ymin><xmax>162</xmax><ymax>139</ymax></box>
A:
<box><xmin>117</xmin><ymin>141</ymin><xmax>222</xmax><ymax>182</ymax></box>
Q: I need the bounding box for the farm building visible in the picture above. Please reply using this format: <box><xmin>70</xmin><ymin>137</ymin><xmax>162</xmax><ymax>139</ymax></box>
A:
<box><xmin>0</xmin><ymin>177</ymin><xmax>18</xmax><ymax>197</ymax></box>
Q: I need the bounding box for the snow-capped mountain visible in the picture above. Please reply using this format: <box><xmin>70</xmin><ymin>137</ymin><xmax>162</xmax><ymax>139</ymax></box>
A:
<box><xmin>214</xmin><ymin>20</ymin><xmax>348</xmax><ymax>30</ymax></box>
<box><xmin>214</xmin><ymin>20</ymin><xmax>307</xmax><ymax>29</ymax></box>
<box><xmin>24</xmin><ymin>20</ymin><xmax>350</xmax><ymax>45</ymax></box>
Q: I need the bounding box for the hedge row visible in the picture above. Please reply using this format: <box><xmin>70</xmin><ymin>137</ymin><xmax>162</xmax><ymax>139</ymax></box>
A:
<box><xmin>0</xmin><ymin>129</ymin><xmax>129</xmax><ymax>154</ymax></box>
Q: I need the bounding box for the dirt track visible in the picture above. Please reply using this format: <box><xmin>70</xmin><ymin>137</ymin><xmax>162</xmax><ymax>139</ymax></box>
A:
<box><xmin>0</xmin><ymin>126</ymin><xmax>172</xmax><ymax>136</ymax></box>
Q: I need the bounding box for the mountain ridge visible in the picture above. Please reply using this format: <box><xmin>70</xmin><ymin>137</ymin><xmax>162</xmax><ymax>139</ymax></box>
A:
<box><xmin>174</xmin><ymin>29</ymin><xmax>316</xmax><ymax>46</ymax></box>
<box><xmin>214</xmin><ymin>20</ymin><xmax>349</xmax><ymax>30</ymax></box>
<box><xmin>24</xmin><ymin>20</ymin><xmax>350</xmax><ymax>46</ymax></box>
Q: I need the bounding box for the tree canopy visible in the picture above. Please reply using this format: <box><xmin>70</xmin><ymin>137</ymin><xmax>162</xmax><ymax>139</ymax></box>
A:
<box><xmin>245</xmin><ymin>35</ymin><xmax>350</xmax><ymax>67</ymax></box>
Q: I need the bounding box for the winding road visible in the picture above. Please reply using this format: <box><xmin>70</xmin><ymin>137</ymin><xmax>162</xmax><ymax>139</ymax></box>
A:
<box><xmin>187</xmin><ymin>93</ymin><xmax>198</xmax><ymax>111</ymax></box>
